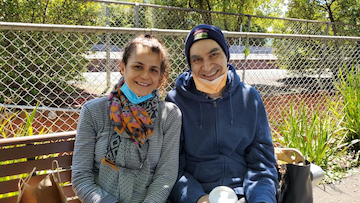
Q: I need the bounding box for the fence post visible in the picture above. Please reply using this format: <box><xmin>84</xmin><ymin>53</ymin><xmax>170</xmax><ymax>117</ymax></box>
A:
<box><xmin>135</xmin><ymin>3</ymin><xmax>139</xmax><ymax>28</ymax></box>
<box><xmin>105</xmin><ymin>5</ymin><xmax>111</xmax><ymax>94</ymax></box>
<box><xmin>325</xmin><ymin>22</ymin><xmax>330</xmax><ymax>35</ymax></box>
<box><xmin>317</xmin><ymin>22</ymin><xmax>330</xmax><ymax>78</ymax></box>
<box><xmin>242</xmin><ymin>15</ymin><xmax>251</xmax><ymax>81</ymax></box>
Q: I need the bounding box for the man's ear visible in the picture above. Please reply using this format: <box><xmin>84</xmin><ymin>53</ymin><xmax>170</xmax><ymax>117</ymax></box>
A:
<box><xmin>120</xmin><ymin>62</ymin><xmax>125</xmax><ymax>75</ymax></box>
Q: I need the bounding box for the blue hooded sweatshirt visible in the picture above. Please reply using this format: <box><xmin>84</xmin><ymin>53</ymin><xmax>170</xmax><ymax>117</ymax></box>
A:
<box><xmin>166</xmin><ymin>65</ymin><xmax>278</xmax><ymax>203</ymax></box>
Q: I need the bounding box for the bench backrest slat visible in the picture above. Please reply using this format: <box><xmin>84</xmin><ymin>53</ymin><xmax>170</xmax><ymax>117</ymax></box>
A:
<box><xmin>0</xmin><ymin>133</ymin><xmax>75</xmax><ymax>162</ymax></box>
<box><xmin>0</xmin><ymin>195</ymin><xmax>17</xmax><ymax>203</ymax></box>
<box><xmin>0</xmin><ymin>154</ymin><xmax>72</xmax><ymax>178</ymax></box>
<box><xmin>0</xmin><ymin>140</ymin><xmax>75</xmax><ymax>162</ymax></box>
<box><xmin>0</xmin><ymin>131</ymin><xmax>79</xmax><ymax>203</ymax></box>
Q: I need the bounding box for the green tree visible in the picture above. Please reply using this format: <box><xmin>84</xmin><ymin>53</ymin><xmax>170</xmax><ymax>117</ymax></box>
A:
<box><xmin>0</xmin><ymin>0</ymin><xmax>100</xmax><ymax>25</ymax></box>
<box><xmin>283</xmin><ymin>0</ymin><xmax>359</xmax><ymax>80</ymax></box>
<box><xmin>287</xmin><ymin>0</ymin><xmax>324</xmax><ymax>21</ymax></box>
<box><xmin>0</xmin><ymin>0</ymin><xmax>101</xmax><ymax>106</ymax></box>
<box><xmin>286</xmin><ymin>0</ymin><xmax>359</xmax><ymax>36</ymax></box>
<box><xmin>150</xmin><ymin>0</ymin><xmax>282</xmax><ymax>31</ymax></box>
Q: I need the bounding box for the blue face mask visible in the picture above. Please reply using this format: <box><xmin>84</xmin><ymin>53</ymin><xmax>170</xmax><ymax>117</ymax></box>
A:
<box><xmin>120</xmin><ymin>82</ymin><xmax>154</xmax><ymax>104</ymax></box>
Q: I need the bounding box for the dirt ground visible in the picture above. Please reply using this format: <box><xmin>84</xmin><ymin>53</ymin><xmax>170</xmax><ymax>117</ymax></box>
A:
<box><xmin>313</xmin><ymin>168</ymin><xmax>360</xmax><ymax>203</ymax></box>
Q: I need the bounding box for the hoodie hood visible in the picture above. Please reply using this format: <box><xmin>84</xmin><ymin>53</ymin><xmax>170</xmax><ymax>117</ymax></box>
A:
<box><xmin>175</xmin><ymin>64</ymin><xmax>240</xmax><ymax>102</ymax></box>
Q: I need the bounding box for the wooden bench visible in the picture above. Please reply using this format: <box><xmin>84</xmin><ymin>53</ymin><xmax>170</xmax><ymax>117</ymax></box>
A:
<box><xmin>0</xmin><ymin>132</ymin><xmax>323</xmax><ymax>203</ymax></box>
<box><xmin>0</xmin><ymin>131</ymin><xmax>80</xmax><ymax>203</ymax></box>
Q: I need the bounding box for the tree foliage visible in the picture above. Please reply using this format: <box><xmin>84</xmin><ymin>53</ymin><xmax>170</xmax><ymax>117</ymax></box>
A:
<box><xmin>149</xmin><ymin>0</ymin><xmax>282</xmax><ymax>32</ymax></box>
<box><xmin>287</xmin><ymin>0</ymin><xmax>359</xmax><ymax>36</ymax></box>
<box><xmin>0</xmin><ymin>0</ymin><xmax>100</xmax><ymax>25</ymax></box>
<box><xmin>283</xmin><ymin>0</ymin><xmax>359</xmax><ymax>78</ymax></box>
<box><xmin>0</xmin><ymin>1</ymin><xmax>101</xmax><ymax>106</ymax></box>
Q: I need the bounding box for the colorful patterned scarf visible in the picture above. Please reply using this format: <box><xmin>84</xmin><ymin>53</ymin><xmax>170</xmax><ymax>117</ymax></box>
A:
<box><xmin>108</xmin><ymin>77</ymin><xmax>159</xmax><ymax>145</ymax></box>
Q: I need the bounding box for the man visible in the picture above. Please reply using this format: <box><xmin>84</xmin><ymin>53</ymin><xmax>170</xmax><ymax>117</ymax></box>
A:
<box><xmin>166</xmin><ymin>24</ymin><xmax>278</xmax><ymax>203</ymax></box>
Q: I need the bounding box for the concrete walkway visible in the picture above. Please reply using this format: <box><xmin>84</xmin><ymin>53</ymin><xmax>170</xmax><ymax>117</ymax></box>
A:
<box><xmin>313</xmin><ymin>170</ymin><xmax>360</xmax><ymax>203</ymax></box>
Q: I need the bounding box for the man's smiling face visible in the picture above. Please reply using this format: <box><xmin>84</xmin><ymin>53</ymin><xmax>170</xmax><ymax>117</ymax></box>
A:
<box><xmin>189</xmin><ymin>39</ymin><xmax>228</xmax><ymax>82</ymax></box>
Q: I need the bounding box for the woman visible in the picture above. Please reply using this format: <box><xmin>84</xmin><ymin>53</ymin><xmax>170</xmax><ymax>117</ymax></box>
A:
<box><xmin>72</xmin><ymin>35</ymin><xmax>182</xmax><ymax>203</ymax></box>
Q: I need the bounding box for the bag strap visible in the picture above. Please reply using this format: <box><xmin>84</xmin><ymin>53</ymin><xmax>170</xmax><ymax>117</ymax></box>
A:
<box><xmin>275</xmin><ymin>148</ymin><xmax>306</xmax><ymax>165</ymax></box>
<box><xmin>18</xmin><ymin>167</ymin><xmax>36</xmax><ymax>190</ymax></box>
<box><xmin>51</xmin><ymin>160</ymin><xmax>63</xmax><ymax>184</ymax></box>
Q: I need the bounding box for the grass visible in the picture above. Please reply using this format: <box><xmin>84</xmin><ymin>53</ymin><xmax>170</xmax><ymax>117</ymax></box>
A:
<box><xmin>272</xmin><ymin>99</ymin><xmax>360</xmax><ymax>183</ymax></box>
<box><xmin>273</xmin><ymin>100</ymin><xmax>349</xmax><ymax>168</ymax></box>
<box><xmin>0</xmin><ymin>102</ymin><xmax>51</xmax><ymax>138</ymax></box>
<box><xmin>336</xmin><ymin>66</ymin><xmax>360</xmax><ymax>149</ymax></box>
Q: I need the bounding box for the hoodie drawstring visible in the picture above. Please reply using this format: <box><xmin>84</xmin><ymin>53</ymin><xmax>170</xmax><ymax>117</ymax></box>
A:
<box><xmin>199</xmin><ymin>102</ymin><xmax>203</xmax><ymax>129</ymax></box>
<box><xmin>230</xmin><ymin>93</ymin><xmax>234</xmax><ymax>125</ymax></box>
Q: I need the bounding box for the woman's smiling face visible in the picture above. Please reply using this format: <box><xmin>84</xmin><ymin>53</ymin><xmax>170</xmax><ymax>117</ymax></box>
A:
<box><xmin>120</xmin><ymin>44</ymin><xmax>161</xmax><ymax>97</ymax></box>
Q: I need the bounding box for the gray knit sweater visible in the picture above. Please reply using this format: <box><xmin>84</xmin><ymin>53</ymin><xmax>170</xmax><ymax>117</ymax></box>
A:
<box><xmin>72</xmin><ymin>97</ymin><xmax>182</xmax><ymax>203</ymax></box>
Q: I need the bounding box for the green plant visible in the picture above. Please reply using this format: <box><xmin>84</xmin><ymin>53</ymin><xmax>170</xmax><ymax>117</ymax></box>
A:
<box><xmin>0</xmin><ymin>107</ymin><xmax>17</xmax><ymax>138</ymax></box>
<box><xmin>272</xmin><ymin>100</ymin><xmax>349</xmax><ymax>169</ymax></box>
<box><xmin>0</xmin><ymin>103</ymin><xmax>48</xmax><ymax>138</ymax></box>
<box><xmin>336</xmin><ymin>66</ymin><xmax>360</xmax><ymax>149</ymax></box>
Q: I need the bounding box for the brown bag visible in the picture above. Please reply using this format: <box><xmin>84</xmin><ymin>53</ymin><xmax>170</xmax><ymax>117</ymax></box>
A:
<box><xmin>17</xmin><ymin>160</ymin><xmax>68</xmax><ymax>203</ymax></box>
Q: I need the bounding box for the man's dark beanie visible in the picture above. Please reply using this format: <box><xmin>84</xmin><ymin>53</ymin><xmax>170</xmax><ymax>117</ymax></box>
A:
<box><xmin>185</xmin><ymin>24</ymin><xmax>230</xmax><ymax>68</ymax></box>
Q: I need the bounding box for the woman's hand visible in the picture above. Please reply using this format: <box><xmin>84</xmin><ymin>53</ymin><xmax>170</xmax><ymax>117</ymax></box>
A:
<box><xmin>197</xmin><ymin>194</ymin><xmax>210</xmax><ymax>203</ymax></box>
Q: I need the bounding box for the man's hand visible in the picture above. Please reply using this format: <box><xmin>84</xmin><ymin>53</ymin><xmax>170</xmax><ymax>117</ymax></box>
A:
<box><xmin>197</xmin><ymin>194</ymin><xmax>210</xmax><ymax>203</ymax></box>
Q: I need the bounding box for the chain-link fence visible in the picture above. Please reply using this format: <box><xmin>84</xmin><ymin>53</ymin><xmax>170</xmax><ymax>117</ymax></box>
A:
<box><xmin>4</xmin><ymin>0</ymin><xmax>360</xmax><ymax>36</ymax></box>
<box><xmin>88</xmin><ymin>0</ymin><xmax>360</xmax><ymax>37</ymax></box>
<box><xmin>1</xmin><ymin>21</ymin><xmax>360</xmax><ymax>135</ymax></box>
<box><xmin>2</xmin><ymin>0</ymin><xmax>359</xmax><ymax>37</ymax></box>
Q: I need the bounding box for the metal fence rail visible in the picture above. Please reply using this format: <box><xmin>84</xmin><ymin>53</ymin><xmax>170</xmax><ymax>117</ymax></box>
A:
<box><xmin>85</xmin><ymin>0</ymin><xmax>359</xmax><ymax>37</ymax></box>
<box><xmin>3</xmin><ymin>0</ymin><xmax>359</xmax><ymax>37</ymax></box>
<box><xmin>1</xmin><ymin>22</ymin><xmax>360</xmax><ymax>135</ymax></box>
